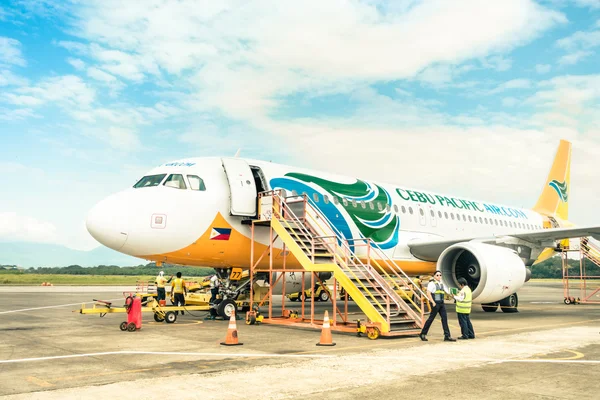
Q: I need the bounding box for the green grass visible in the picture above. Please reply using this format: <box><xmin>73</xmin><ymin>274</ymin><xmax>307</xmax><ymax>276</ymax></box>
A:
<box><xmin>0</xmin><ymin>274</ymin><xmax>206</xmax><ymax>285</ymax></box>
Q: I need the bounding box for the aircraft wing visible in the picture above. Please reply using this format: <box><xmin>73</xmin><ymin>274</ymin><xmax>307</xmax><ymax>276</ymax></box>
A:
<box><xmin>408</xmin><ymin>226</ymin><xmax>600</xmax><ymax>262</ymax></box>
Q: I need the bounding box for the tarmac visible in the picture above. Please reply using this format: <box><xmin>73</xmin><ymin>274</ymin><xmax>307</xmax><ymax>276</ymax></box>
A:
<box><xmin>0</xmin><ymin>281</ymin><xmax>599</xmax><ymax>399</ymax></box>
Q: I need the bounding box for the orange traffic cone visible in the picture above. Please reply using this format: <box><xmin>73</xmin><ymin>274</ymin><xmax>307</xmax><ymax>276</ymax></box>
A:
<box><xmin>220</xmin><ymin>312</ymin><xmax>243</xmax><ymax>346</ymax></box>
<box><xmin>316</xmin><ymin>310</ymin><xmax>336</xmax><ymax>346</ymax></box>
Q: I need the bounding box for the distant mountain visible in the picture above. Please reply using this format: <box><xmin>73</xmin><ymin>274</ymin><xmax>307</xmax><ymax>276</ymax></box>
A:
<box><xmin>0</xmin><ymin>242</ymin><xmax>143</xmax><ymax>268</ymax></box>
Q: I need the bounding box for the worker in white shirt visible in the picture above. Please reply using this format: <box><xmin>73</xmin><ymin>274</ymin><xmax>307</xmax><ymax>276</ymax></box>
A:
<box><xmin>155</xmin><ymin>271</ymin><xmax>173</xmax><ymax>303</ymax></box>
<box><xmin>209</xmin><ymin>274</ymin><xmax>220</xmax><ymax>304</ymax></box>
<box><xmin>419</xmin><ymin>270</ymin><xmax>456</xmax><ymax>342</ymax></box>
<box><xmin>454</xmin><ymin>277</ymin><xmax>475</xmax><ymax>340</ymax></box>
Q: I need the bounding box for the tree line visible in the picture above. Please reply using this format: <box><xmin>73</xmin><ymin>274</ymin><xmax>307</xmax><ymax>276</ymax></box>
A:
<box><xmin>0</xmin><ymin>263</ymin><xmax>212</xmax><ymax>276</ymax></box>
<box><xmin>1</xmin><ymin>258</ymin><xmax>598</xmax><ymax>279</ymax></box>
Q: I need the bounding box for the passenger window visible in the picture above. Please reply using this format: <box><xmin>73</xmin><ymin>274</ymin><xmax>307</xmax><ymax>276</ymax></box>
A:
<box><xmin>438</xmin><ymin>211</ymin><xmax>442</xmax><ymax>218</ymax></box>
<box><xmin>444</xmin><ymin>212</ymin><xmax>448</xmax><ymax>219</ymax></box>
<box><xmin>343</xmin><ymin>198</ymin><xmax>349</xmax><ymax>206</ymax></box>
<box><xmin>369</xmin><ymin>202</ymin><xmax>375</xmax><ymax>210</ymax></box>
<box><xmin>361</xmin><ymin>201</ymin><xmax>366</xmax><ymax>209</ymax></box>
<box><xmin>468</xmin><ymin>216</ymin><xmax>472</xmax><ymax>222</ymax></box>
<box><xmin>352</xmin><ymin>200</ymin><xmax>357</xmax><ymax>208</ymax></box>
<box><xmin>187</xmin><ymin>175</ymin><xmax>206</xmax><ymax>191</ymax></box>
<box><xmin>479</xmin><ymin>217</ymin><xmax>483</xmax><ymax>224</ymax></box>
<box><xmin>333</xmin><ymin>196</ymin><xmax>339</xmax><ymax>205</ymax></box>
<box><xmin>495</xmin><ymin>219</ymin><xmax>498</xmax><ymax>225</ymax></box>
<box><xmin>377</xmin><ymin>203</ymin><xmax>383</xmax><ymax>211</ymax></box>
<box><xmin>163</xmin><ymin>174</ymin><xmax>187</xmax><ymax>190</ymax></box>
<box><xmin>401</xmin><ymin>206</ymin><xmax>406</xmax><ymax>214</ymax></box>
<box><xmin>394</xmin><ymin>205</ymin><xmax>399</xmax><ymax>213</ymax></box>
<box><xmin>386</xmin><ymin>205</ymin><xmax>391</xmax><ymax>212</ymax></box>
<box><xmin>324</xmin><ymin>195</ymin><xmax>330</xmax><ymax>204</ymax></box>
<box><xmin>313</xmin><ymin>193</ymin><xmax>319</xmax><ymax>202</ymax></box>
<box><xmin>409</xmin><ymin>207</ymin><xmax>413</xmax><ymax>215</ymax></box>
<box><xmin>484</xmin><ymin>218</ymin><xmax>488</xmax><ymax>224</ymax></box>
<box><xmin>451</xmin><ymin>213</ymin><xmax>455</xmax><ymax>220</ymax></box>
<box><xmin>134</xmin><ymin>174</ymin><xmax>167</xmax><ymax>188</ymax></box>
<box><xmin>462</xmin><ymin>215</ymin><xmax>466</xmax><ymax>222</ymax></box>
<box><xmin>430</xmin><ymin>210</ymin><xmax>434</xmax><ymax>217</ymax></box>
<box><xmin>419</xmin><ymin>208</ymin><xmax>424</xmax><ymax>216</ymax></box>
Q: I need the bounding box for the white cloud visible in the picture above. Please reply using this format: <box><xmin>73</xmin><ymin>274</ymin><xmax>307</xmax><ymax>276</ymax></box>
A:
<box><xmin>557</xmin><ymin>30</ymin><xmax>600</xmax><ymax>50</ymax></box>
<box><xmin>481</xmin><ymin>55</ymin><xmax>513</xmax><ymax>71</ymax></box>
<box><xmin>63</xmin><ymin>0</ymin><xmax>565</xmax><ymax>120</ymax></box>
<box><xmin>87</xmin><ymin>67</ymin><xmax>116</xmax><ymax>83</ymax></box>
<box><xmin>0</xmin><ymin>107</ymin><xmax>37</xmax><ymax>120</ymax></box>
<box><xmin>105</xmin><ymin>126</ymin><xmax>141</xmax><ymax>151</ymax></box>
<box><xmin>0</xmin><ymin>212</ymin><xmax>59</xmax><ymax>244</ymax></box>
<box><xmin>0</xmin><ymin>6</ymin><xmax>8</xmax><ymax>21</ymax></box>
<box><xmin>0</xmin><ymin>37</ymin><xmax>26</xmax><ymax>66</ymax></box>
<box><xmin>558</xmin><ymin>50</ymin><xmax>593</xmax><ymax>65</ymax></box>
<box><xmin>535</xmin><ymin>64</ymin><xmax>551</xmax><ymax>74</ymax></box>
<box><xmin>3</xmin><ymin>93</ymin><xmax>45</xmax><ymax>106</ymax></box>
<box><xmin>489</xmin><ymin>79</ymin><xmax>532</xmax><ymax>94</ymax></box>
<box><xmin>573</xmin><ymin>0</ymin><xmax>600</xmax><ymax>8</ymax></box>
<box><xmin>67</xmin><ymin>57</ymin><xmax>86</xmax><ymax>70</ymax></box>
<box><xmin>502</xmin><ymin>97</ymin><xmax>519</xmax><ymax>107</ymax></box>
<box><xmin>0</xmin><ymin>69</ymin><xmax>28</xmax><ymax>86</ymax></box>
<box><xmin>15</xmin><ymin>75</ymin><xmax>95</xmax><ymax>108</ymax></box>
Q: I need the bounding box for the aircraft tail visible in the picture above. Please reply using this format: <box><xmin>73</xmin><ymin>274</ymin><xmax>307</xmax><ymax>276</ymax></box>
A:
<box><xmin>532</xmin><ymin>140</ymin><xmax>571</xmax><ymax>221</ymax></box>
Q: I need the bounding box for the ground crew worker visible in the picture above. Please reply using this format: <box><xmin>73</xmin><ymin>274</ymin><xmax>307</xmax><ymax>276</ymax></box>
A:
<box><xmin>155</xmin><ymin>271</ymin><xmax>173</xmax><ymax>302</ymax></box>
<box><xmin>419</xmin><ymin>270</ymin><xmax>456</xmax><ymax>342</ymax></box>
<box><xmin>209</xmin><ymin>274</ymin><xmax>220</xmax><ymax>304</ymax></box>
<box><xmin>171</xmin><ymin>272</ymin><xmax>187</xmax><ymax>316</ymax></box>
<box><xmin>454</xmin><ymin>277</ymin><xmax>475</xmax><ymax>340</ymax></box>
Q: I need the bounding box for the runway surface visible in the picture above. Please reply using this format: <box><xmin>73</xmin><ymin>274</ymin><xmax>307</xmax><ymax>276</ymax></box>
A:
<box><xmin>1</xmin><ymin>282</ymin><xmax>599</xmax><ymax>399</ymax></box>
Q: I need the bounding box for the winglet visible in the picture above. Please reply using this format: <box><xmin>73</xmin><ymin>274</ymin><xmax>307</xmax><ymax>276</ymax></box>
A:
<box><xmin>532</xmin><ymin>140</ymin><xmax>571</xmax><ymax>221</ymax></box>
<box><xmin>234</xmin><ymin>149</ymin><xmax>241</xmax><ymax>158</ymax></box>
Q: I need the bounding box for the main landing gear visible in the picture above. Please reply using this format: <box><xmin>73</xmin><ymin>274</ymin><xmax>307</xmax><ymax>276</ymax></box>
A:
<box><xmin>482</xmin><ymin>293</ymin><xmax>518</xmax><ymax>313</ymax></box>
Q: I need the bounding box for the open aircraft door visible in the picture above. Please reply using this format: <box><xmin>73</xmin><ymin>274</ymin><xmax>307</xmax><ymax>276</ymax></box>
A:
<box><xmin>221</xmin><ymin>158</ymin><xmax>257</xmax><ymax>216</ymax></box>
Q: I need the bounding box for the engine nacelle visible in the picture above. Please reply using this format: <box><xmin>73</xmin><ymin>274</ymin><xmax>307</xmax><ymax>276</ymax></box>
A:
<box><xmin>437</xmin><ymin>242</ymin><xmax>526</xmax><ymax>304</ymax></box>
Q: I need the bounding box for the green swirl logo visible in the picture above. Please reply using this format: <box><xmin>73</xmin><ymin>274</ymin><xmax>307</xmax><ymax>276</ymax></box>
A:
<box><xmin>549</xmin><ymin>179</ymin><xmax>568</xmax><ymax>202</ymax></box>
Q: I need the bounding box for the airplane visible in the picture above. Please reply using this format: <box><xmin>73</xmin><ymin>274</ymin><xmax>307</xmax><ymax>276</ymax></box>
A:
<box><xmin>86</xmin><ymin>140</ymin><xmax>600</xmax><ymax>315</ymax></box>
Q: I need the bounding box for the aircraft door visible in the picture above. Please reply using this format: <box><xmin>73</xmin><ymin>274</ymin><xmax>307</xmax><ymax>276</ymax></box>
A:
<box><xmin>221</xmin><ymin>158</ymin><xmax>257</xmax><ymax>216</ymax></box>
<box><xmin>417</xmin><ymin>204</ymin><xmax>426</xmax><ymax>226</ymax></box>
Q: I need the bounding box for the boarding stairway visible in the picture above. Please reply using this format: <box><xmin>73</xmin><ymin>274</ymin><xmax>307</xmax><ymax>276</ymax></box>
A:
<box><xmin>581</xmin><ymin>237</ymin><xmax>600</xmax><ymax>268</ymax></box>
<box><xmin>264</xmin><ymin>191</ymin><xmax>427</xmax><ymax>336</ymax></box>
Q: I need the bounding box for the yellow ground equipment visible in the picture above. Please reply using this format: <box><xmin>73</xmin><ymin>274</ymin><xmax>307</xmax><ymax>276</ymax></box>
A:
<box><xmin>287</xmin><ymin>283</ymin><xmax>332</xmax><ymax>302</ymax></box>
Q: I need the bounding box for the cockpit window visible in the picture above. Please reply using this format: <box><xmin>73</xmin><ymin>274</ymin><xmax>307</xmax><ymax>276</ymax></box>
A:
<box><xmin>163</xmin><ymin>174</ymin><xmax>187</xmax><ymax>190</ymax></box>
<box><xmin>187</xmin><ymin>175</ymin><xmax>206</xmax><ymax>191</ymax></box>
<box><xmin>133</xmin><ymin>174</ymin><xmax>167</xmax><ymax>188</ymax></box>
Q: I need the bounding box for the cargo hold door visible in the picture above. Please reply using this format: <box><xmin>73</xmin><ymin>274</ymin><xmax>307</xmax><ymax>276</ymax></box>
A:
<box><xmin>222</xmin><ymin>158</ymin><xmax>257</xmax><ymax>216</ymax></box>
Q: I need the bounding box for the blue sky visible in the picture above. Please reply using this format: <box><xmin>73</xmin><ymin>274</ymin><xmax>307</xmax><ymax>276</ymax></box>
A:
<box><xmin>1</xmin><ymin>0</ymin><xmax>600</xmax><ymax>253</ymax></box>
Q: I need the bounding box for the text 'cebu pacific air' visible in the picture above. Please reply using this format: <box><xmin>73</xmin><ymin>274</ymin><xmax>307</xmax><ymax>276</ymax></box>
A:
<box><xmin>87</xmin><ymin>140</ymin><xmax>600</xmax><ymax>313</ymax></box>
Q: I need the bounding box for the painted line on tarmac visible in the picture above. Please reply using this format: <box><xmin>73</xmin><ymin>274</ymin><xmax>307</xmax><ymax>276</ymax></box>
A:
<box><xmin>0</xmin><ymin>298</ymin><xmax>123</xmax><ymax>315</ymax></box>
<box><xmin>0</xmin><ymin>351</ymin><xmax>336</xmax><ymax>364</ymax></box>
<box><xmin>3</xmin><ymin>351</ymin><xmax>600</xmax><ymax>365</ymax></box>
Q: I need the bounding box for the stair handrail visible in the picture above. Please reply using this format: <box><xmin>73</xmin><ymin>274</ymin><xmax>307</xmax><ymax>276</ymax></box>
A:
<box><xmin>272</xmin><ymin>192</ymin><xmax>399</xmax><ymax>317</ymax></box>
<box><xmin>264</xmin><ymin>190</ymin><xmax>396</xmax><ymax>314</ymax></box>
<box><xmin>581</xmin><ymin>237</ymin><xmax>600</xmax><ymax>267</ymax></box>
<box><xmin>298</xmin><ymin>196</ymin><xmax>408</xmax><ymax>318</ymax></box>
<box><xmin>352</xmin><ymin>238</ymin><xmax>427</xmax><ymax>323</ymax></box>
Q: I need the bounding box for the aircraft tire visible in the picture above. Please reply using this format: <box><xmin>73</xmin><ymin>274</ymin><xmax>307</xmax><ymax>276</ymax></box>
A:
<box><xmin>217</xmin><ymin>299</ymin><xmax>237</xmax><ymax>319</ymax></box>
<box><xmin>500</xmin><ymin>293</ymin><xmax>519</xmax><ymax>313</ymax></box>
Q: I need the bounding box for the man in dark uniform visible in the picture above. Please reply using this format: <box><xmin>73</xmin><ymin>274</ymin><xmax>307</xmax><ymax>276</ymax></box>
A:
<box><xmin>419</xmin><ymin>270</ymin><xmax>456</xmax><ymax>342</ymax></box>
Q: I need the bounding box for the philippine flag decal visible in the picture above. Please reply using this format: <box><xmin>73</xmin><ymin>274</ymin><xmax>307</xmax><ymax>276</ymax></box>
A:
<box><xmin>210</xmin><ymin>227</ymin><xmax>232</xmax><ymax>241</ymax></box>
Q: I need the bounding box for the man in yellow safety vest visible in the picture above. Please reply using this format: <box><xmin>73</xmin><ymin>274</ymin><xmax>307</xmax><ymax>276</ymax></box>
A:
<box><xmin>155</xmin><ymin>271</ymin><xmax>173</xmax><ymax>303</ymax></box>
<box><xmin>171</xmin><ymin>272</ymin><xmax>187</xmax><ymax>316</ymax></box>
<box><xmin>454</xmin><ymin>277</ymin><xmax>475</xmax><ymax>340</ymax></box>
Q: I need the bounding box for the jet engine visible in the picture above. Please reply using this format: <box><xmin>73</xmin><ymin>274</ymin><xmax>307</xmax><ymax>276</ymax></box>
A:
<box><xmin>437</xmin><ymin>242</ymin><xmax>526</xmax><ymax>304</ymax></box>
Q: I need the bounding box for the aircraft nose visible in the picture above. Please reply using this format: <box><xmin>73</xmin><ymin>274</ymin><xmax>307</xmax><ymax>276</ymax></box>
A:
<box><xmin>86</xmin><ymin>193</ymin><xmax>131</xmax><ymax>251</ymax></box>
